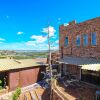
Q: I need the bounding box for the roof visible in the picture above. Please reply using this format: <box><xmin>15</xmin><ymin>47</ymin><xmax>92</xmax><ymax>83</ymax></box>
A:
<box><xmin>57</xmin><ymin>56</ymin><xmax>100</xmax><ymax>65</ymax></box>
<box><xmin>57</xmin><ymin>56</ymin><xmax>100</xmax><ymax>71</ymax></box>
<box><xmin>60</xmin><ymin>17</ymin><xmax>100</xmax><ymax>27</ymax></box>
<box><xmin>0</xmin><ymin>59</ymin><xmax>47</xmax><ymax>72</ymax></box>
<box><xmin>81</xmin><ymin>64</ymin><xmax>100</xmax><ymax>71</ymax></box>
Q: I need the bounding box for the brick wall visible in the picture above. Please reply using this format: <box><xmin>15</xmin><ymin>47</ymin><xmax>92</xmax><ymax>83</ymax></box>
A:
<box><xmin>59</xmin><ymin>17</ymin><xmax>100</xmax><ymax>59</ymax></box>
<box><xmin>51</xmin><ymin>52</ymin><xmax>61</xmax><ymax>64</ymax></box>
<box><xmin>62</xmin><ymin>64</ymin><xmax>81</xmax><ymax>80</ymax></box>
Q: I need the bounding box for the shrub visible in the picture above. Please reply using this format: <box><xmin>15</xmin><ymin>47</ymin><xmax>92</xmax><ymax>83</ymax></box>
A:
<box><xmin>0</xmin><ymin>80</ymin><xmax>3</xmax><ymax>90</ymax></box>
<box><xmin>12</xmin><ymin>87</ymin><xmax>21</xmax><ymax>100</ymax></box>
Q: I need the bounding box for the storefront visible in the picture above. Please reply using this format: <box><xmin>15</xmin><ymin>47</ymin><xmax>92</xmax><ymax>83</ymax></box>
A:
<box><xmin>81</xmin><ymin>70</ymin><xmax>100</xmax><ymax>86</ymax></box>
<box><xmin>81</xmin><ymin>64</ymin><xmax>100</xmax><ymax>86</ymax></box>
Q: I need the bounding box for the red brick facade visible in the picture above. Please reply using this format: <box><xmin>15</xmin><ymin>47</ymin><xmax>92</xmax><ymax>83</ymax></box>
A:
<box><xmin>59</xmin><ymin>17</ymin><xmax>100</xmax><ymax>59</ymax></box>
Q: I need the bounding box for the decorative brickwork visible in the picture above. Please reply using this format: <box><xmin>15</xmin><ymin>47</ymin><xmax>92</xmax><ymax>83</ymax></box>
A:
<box><xmin>59</xmin><ymin>17</ymin><xmax>100</xmax><ymax>59</ymax></box>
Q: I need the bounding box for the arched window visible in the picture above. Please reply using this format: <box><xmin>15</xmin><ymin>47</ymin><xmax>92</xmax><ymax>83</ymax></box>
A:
<box><xmin>91</xmin><ymin>32</ymin><xmax>96</xmax><ymax>45</ymax></box>
<box><xmin>76</xmin><ymin>35</ymin><xmax>81</xmax><ymax>46</ymax></box>
<box><xmin>83</xmin><ymin>34</ymin><xmax>88</xmax><ymax>46</ymax></box>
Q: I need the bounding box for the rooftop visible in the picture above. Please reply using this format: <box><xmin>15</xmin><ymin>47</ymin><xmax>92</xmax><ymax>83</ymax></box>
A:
<box><xmin>0</xmin><ymin>58</ymin><xmax>47</xmax><ymax>72</ymax></box>
<box><xmin>61</xmin><ymin>17</ymin><xmax>100</xmax><ymax>27</ymax></box>
<box><xmin>58</xmin><ymin>56</ymin><xmax>100</xmax><ymax>65</ymax></box>
<box><xmin>57</xmin><ymin>56</ymin><xmax>100</xmax><ymax>71</ymax></box>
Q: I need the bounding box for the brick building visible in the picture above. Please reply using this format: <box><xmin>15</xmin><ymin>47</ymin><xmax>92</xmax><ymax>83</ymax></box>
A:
<box><xmin>50</xmin><ymin>17</ymin><xmax>100</xmax><ymax>100</ymax></box>
<box><xmin>59</xmin><ymin>17</ymin><xmax>100</xmax><ymax>59</ymax></box>
<box><xmin>51</xmin><ymin>17</ymin><xmax>100</xmax><ymax>86</ymax></box>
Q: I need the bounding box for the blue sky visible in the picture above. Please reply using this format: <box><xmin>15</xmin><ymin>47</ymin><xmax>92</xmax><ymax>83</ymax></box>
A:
<box><xmin>0</xmin><ymin>0</ymin><xmax>99</xmax><ymax>50</ymax></box>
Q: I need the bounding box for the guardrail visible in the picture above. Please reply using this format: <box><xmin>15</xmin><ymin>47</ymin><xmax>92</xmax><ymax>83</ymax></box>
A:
<box><xmin>52</xmin><ymin>79</ymin><xmax>68</xmax><ymax>100</ymax></box>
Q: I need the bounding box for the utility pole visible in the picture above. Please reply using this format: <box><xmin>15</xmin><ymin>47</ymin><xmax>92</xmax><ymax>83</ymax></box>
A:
<box><xmin>48</xmin><ymin>26</ymin><xmax>53</xmax><ymax>100</ymax></box>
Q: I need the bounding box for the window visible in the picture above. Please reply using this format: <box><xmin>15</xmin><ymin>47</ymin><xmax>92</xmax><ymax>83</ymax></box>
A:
<box><xmin>81</xmin><ymin>70</ymin><xmax>100</xmax><ymax>86</ymax></box>
<box><xmin>83</xmin><ymin>34</ymin><xmax>88</xmax><ymax>46</ymax></box>
<box><xmin>76</xmin><ymin>35</ymin><xmax>81</xmax><ymax>46</ymax></box>
<box><xmin>64</xmin><ymin>37</ymin><xmax>68</xmax><ymax>46</ymax></box>
<box><xmin>96</xmin><ymin>91</ymin><xmax>100</xmax><ymax>100</ymax></box>
<box><xmin>91</xmin><ymin>32</ymin><xmax>96</xmax><ymax>45</ymax></box>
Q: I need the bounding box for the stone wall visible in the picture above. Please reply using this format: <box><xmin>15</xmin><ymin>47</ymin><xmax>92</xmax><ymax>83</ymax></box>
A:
<box><xmin>59</xmin><ymin>17</ymin><xmax>100</xmax><ymax>59</ymax></box>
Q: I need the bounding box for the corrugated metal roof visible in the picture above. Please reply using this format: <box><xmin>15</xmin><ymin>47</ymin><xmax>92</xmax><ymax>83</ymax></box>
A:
<box><xmin>58</xmin><ymin>56</ymin><xmax>100</xmax><ymax>65</ymax></box>
<box><xmin>57</xmin><ymin>56</ymin><xmax>100</xmax><ymax>71</ymax></box>
<box><xmin>81</xmin><ymin>64</ymin><xmax>100</xmax><ymax>71</ymax></box>
<box><xmin>0</xmin><ymin>59</ymin><xmax>45</xmax><ymax>72</ymax></box>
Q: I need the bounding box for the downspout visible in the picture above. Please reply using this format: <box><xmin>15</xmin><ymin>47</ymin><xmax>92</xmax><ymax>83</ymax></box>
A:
<box><xmin>80</xmin><ymin>66</ymin><xmax>82</xmax><ymax>80</ymax></box>
<box><xmin>61</xmin><ymin>46</ymin><xmax>63</xmax><ymax>59</ymax></box>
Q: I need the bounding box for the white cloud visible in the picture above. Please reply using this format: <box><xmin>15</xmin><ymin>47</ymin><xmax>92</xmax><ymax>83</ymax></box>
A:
<box><xmin>52</xmin><ymin>37</ymin><xmax>55</xmax><ymax>39</ymax></box>
<box><xmin>17</xmin><ymin>32</ymin><xmax>24</xmax><ymax>35</ymax></box>
<box><xmin>51</xmin><ymin>35</ymin><xmax>57</xmax><ymax>39</ymax></box>
<box><xmin>57</xmin><ymin>18</ymin><xmax>61</xmax><ymax>24</ymax></box>
<box><xmin>0</xmin><ymin>37</ymin><xmax>5</xmax><ymax>44</ymax></box>
<box><xmin>0</xmin><ymin>38</ymin><xmax>5</xmax><ymax>41</ymax></box>
<box><xmin>0</xmin><ymin>42</ymin><xmax>3</xmax><ymax>43</ymax></box>
<box><xmin>26</xmin><ymin>40</ymin><xmax>49</xmax><ymax>50</ymax></box>
<box><xmin>64</xmin><ymin>23</ymin><xmax>69</xmax><ymax>26</ymax></box>
<box><xmin>0</xmin><ymin>41</ymin><xmax>59</xmax><ymax>50</ymax></box>
<box><xmin>52</xmin><ymin>45</ymin><xmax>59</xmax><ymax>50</ymax></box>
<box><xmin>42</xmin><ymin>26</ymin><xmax>56</xmax><ymax>37</ymax></box>
<box><xmin>0</xmin><ymin>42</ymin><xmax>35</xmax><ymax>50</ymax></box>
<box><xmin>6</xmin><ymin>16</ymin><xmax>9</xmax><ymax>19</ymax></box>
<box><xmin>26</xmin><ymin>41</ymin><xmax>36</xmax><ymax>46</ymax></box>
<box><xmin>58</xmin><ymin>18</ymin><xmax>61</xmax><ymax>21</ymax></box>
<box><xmin>31</xmin><ymin>35</ymin><xmax>47</xmax><ymax>43</ymax></box>
<box><xmin>36</xmin><ymin>43</ymin><xmax>48</xmax><ymax>50</ymax></box>
<box><xmin>55</xmin><ymin>40</ymin><xmax>59</xmax><ymax>44</ymax></box>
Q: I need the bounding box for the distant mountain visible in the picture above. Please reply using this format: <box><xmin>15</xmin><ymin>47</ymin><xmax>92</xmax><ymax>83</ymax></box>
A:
<box><xmin>14</xmin><ymin>50</ymin><xmax>48</xmax><ymax>52</ymax></box>
<box><xmin>0</xmin><ymin>49</ymin><xmax>59</xmax><ymax>53</ymax></box>
<box><xmin>14</xmin><ymin>50</ymin><xmax>59</xmax><ymax>53</ymax></box>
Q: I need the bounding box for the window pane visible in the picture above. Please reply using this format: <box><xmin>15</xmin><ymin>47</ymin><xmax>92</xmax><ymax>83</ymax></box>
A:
<box><xmin>64</xmin><ymin>37</ymin><xmax>68</xmax><ymax>46</ymax></box>
<box><xmin>76</xmin><ymin>35</ymin><xmax>81</xmax><ymax>46</ymax></box>
<box><xmin>91</xmin><ymin>32</ymin><xmax>96</xmax><ymax>45</ymax></box>
<box><xmin>83</xmin><ymin>34</ymin><xmax>88</xmax><ymax>46</ymax></box>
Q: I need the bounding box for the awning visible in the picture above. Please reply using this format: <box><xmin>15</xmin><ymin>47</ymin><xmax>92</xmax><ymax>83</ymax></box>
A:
<box><xmin>56</xmin><ymin>56</ymin><xmax>100</xmax><ymax>66</ymax></box>
<box><xmin>81</xmin><ymin>64</ymin><xmax>100</xmax><ymax>71</ymax></box>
